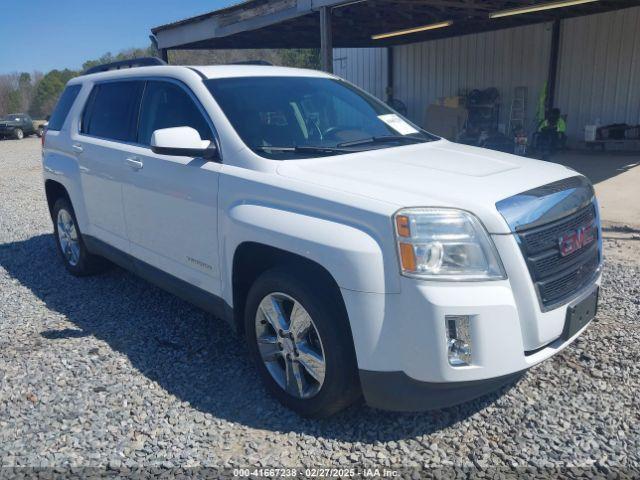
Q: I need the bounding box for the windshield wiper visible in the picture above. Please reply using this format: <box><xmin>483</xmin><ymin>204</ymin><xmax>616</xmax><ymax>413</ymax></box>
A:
<box><xmin>252</xmin><ymin>145</ymin><xmax>352</xmax><ymax>154</ymax></box>
<box><xmin>337</xmin><ymin>135</ymin><xmax>427</xmax><ymax>148</ymax></box>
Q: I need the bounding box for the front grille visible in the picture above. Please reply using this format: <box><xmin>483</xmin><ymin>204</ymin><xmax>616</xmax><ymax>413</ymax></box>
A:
<box><xmin>517</xmin><ymin>203</ymin><xmax>600</xmax><ymax>309</ymax></box>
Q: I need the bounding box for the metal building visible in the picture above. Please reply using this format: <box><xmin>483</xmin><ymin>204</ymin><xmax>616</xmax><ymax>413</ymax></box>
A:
<box><xmin>152</xmin><ymin>0</ymin><xmax>640</xmax><ymax>144</ymax></box>
<box><xmin>335</xmin><ymin>6</ymin><xmax>640</xmax><ymax>142</ymax></box>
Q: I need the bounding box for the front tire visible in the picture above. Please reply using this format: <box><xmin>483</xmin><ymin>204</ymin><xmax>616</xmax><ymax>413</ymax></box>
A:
<box><xmin>244</xmin><ymin>267</ymin><xmax>360</xmax><ymax>418</ymax></box>
<box><xmin>52</xmin><ymin>198</ymin><xmax>107</xmax><ymax>276</ymax></box>
<box><xmin>13</xmin><ymin>128</ymin><xmax>24</xmax><ymax>140</ymax></box>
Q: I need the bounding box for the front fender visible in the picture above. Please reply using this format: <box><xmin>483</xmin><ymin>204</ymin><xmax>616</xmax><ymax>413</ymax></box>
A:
<box><xmin>223</xmin><ymin>204</ymin><xmax>394</xmax><ymax>304</ymax></box>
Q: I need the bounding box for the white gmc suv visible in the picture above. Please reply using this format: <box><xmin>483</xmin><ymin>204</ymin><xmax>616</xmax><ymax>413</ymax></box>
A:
<box><xmin>42</xmin><ymin>62</ymin><xmax>602</xmax><ymax>417</ymax></box>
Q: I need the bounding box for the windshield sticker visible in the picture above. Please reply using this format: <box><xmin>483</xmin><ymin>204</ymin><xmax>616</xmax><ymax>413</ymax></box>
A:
<box><xmin>378</xmin><ymin>114</ymin><xmax>419</xmax><ymax>135</ymax></box>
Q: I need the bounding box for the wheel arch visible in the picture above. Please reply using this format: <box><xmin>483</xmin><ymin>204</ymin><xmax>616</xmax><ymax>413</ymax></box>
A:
<box><xmin>231</xmin><ymin>242</ymin><xmax>348</xmax><ymax>336</ymax></box>
<box><xmin>42</xmin><ymin>150</ymin><xmax>88</xmax><ymax>232</ymax></box>
<box><xmin>224</xmin><ymin>203</ymin><xmax>391</xmax><ymax>295</ymax></box>
<box><xmin>44</xmin><ymin>179</ymin><xmax>71</xmax><ymax>220</ymax></box>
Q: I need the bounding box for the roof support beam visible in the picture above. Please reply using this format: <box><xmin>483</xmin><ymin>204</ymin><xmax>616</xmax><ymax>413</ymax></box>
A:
<box><xmin>546</xmin><ymin>18</ymin><xmax>562</xmax><ymax>111</ymax></box>
<box><xmin>386</xmin><ymin>47</ymin><xmax>394</xmax><ymax>103</ymax></box>
<box><xmin>320</xmin><ymin>6</ymin><xmax>334</xmax><ymax>73</ymax></box>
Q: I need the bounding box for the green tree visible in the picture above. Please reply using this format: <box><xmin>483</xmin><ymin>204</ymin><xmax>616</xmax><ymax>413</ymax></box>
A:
<box><xmin>81</xmin><ymin>46</ymin><xmax>156</xmax><ymax>72</ymax></box>
<box><xmin>18</xmin><ymin>72</ymin><xmax>31</xmax><ymax>90</ymax></box>
<box><xmin>30</xmin><ymin>69</ymin><xmax>77</xmax><ymax>118</ymax></box>
<box><xmin>81</xmin><ymin>52</ymin><xmax>116</xmax><ymax>72</ymax></box>
<box><xmin>279</xmin><ymin>49</ymin><xmax>320</xmax><ymax>70</ymax></box>
<box><xmin>171</xmin><ymin>48</ymin><xmax>321</xmax><ymax>70</ymax></box>
<box><xmin>0</xmin><ymin>73</ymin><xmax>35</xmax><ymax>115</ymax></box>
<box><xmin>17</xmin><ymin>73</ymin><xmax>34</xmax><ymax>113</ymax></box>
<box><xmin>5</xmin><ymin>89</ymin><xmax>22</xmax><ymax>113</ymax></box>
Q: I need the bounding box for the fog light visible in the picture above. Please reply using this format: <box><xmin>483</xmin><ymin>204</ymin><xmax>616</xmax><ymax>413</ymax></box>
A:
<box><xmin>446</xmin><ymin>315</ymin><xmax>472</xmax><ymax>366</ymax></box>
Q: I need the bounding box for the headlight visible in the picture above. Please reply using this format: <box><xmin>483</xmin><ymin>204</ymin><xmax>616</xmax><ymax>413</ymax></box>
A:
<box><xmin>394</xmin><ymin>208</ymin><xmax>506</xmax><ymax>280</ymax></box>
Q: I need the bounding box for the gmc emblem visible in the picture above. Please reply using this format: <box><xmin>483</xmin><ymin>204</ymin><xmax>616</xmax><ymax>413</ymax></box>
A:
<box><xmin>559</xmin><ymin>224</ymin><xmax>596</xmax><ymax>257</ymax></box>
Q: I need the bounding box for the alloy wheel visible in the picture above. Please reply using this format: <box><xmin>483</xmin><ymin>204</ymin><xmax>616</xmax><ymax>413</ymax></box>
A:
<box><xmin>56</xmin><ymin>209</ymin><xmax>80</xmax><ymax>266</ymax></box>
<box><xmin>255</xmin><ymin>292</ymin><xmax>326</xmax><ymax>399</ymax></box>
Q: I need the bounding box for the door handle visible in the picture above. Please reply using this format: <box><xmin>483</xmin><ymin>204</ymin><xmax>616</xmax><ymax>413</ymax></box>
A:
<box><xmin>126</xmin><ymin>157</ymin><xmax>144</xmax><ymax>170</ymax></box>
<box><xmin>71</xmin><ymin>144</ymin><xmax>83</xmax><ymax>153</ymax></box>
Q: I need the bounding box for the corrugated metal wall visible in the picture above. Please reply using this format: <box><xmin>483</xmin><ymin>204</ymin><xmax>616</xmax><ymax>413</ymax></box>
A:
<box><xmin>393</xmin><ymin>22</ymin><xmax>552</xmax><ymax>131</ymax></box>
<box><xmin>333</xmin><ymin>47</ymin><xmax>388</xmax><ymax>100</ymax></box>
<box><xmin>556</xmin><ymin>7</ymin><xmax>640</xmax><ymax>140</ymax></box>
<box><xmin>333</xmin><ymin>24</ymin><xmax>552</xmax><ymax>133</ymax></box>
<box><xmin>334</xmin><ymin>5</ymin><xmax>640</xmax><ymax>142</ymax></box>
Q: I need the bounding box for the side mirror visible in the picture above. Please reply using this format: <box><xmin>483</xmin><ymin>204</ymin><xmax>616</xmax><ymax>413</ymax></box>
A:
<box><xmin>150</xmin><ymin>126</ymin><xmax>218</xmax><ymax>160</ymax></box>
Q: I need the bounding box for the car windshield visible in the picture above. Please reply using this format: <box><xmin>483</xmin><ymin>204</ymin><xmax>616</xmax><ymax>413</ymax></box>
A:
<box><xmin>205</xmin><ymin>76</ymin><xmax>437</xmax><ymax>159</ymax></box>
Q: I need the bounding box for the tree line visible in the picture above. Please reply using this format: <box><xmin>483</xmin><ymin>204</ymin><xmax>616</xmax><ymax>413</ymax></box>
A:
<box><xmin>0</xmin><ymin>45</ymin><xmax>319</xmax><ymax>119</ymax></box>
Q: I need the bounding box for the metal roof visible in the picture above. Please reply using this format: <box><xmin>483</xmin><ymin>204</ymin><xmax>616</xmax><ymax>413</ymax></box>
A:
<box><xmin>153</xmin><ymin>0</ymin><xmax>259</xmax><ymax>32</ymax></box>
<box><xmin>152</xmin><ymin>0</ymin><xmax>639</xmax><ymax>50</ymax></box>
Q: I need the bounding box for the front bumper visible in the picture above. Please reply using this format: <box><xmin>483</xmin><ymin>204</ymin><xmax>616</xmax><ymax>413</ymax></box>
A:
<box><xmin>341</xmin><ymin>232</ymin><xmax>601</xmax><ymax>411</ymax></box>
<box><xmin>359</xmin><ymin>369</ymin><xmax>525</xmax><ymax>412</ymax></box>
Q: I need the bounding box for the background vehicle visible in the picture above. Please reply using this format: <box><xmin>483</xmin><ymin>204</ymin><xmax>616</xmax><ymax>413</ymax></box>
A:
<box><xmin>0</xmin><ymin>113</ymin><xmax>38</xmax><ymax>140</ymax></box>
<box><xmin>41</xmin><ymin>60</ymin><xmax>602</xmax><ymax>417</ymax></box>
<box><xmin>36</xmin><ymin>117</ymin><xmax>49</xmax><ymax>138</ymax></box>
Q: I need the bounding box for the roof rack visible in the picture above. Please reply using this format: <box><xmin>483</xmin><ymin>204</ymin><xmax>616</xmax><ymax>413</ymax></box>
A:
<box><xmin>228</xmin><ymin>60</ymin><xmax>272</xmax><ymax>66</ymax></box>
<box><xmin>82</xmin><ymin>57</ymin><xmax>166</xmax><ymax>76</ymax></box>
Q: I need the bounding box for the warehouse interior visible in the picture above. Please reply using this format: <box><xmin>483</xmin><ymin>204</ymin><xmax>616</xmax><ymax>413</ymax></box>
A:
<box><xmin>334</xmin><ymin>6</ymin><xmax>640</xmax><ymax>150</ymax></box>
<box><xmin>153</xmin><ymin>0</ymin><xmax>640</xmax><ymax>153</ymax></box>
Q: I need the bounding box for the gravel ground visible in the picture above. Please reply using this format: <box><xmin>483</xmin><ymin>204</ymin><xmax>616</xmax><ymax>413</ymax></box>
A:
<box><xmin>0</xmin><ymin>138</ymin><xmax>638</xmax><ymax>475</ymax></box>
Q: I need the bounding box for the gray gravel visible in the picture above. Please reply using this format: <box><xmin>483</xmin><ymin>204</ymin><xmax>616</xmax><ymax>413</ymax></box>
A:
<box><xmin>0</xmin><ymin>137</ymin><xmax>639</xmax><ymax>474</ymax></box>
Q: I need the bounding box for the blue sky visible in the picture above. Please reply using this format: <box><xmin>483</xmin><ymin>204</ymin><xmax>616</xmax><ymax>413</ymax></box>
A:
<box><xmin>0</xmin><ymin>0</ymin><xmax>238</xmax><ymax>74</ymax></box>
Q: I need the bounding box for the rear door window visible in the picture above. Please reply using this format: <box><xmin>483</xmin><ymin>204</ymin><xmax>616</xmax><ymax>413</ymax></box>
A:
<box><xmin>81</xmin><ymin>81</ymin><xmax>144</xmax><ymax>142</ymax></box>
<box><xmin>47</xmin><ymin>85</ymin><xmax>82</xmax><ymax>131</ymax></box>
<box><xmin>137</xmin><ymin>80</ymin><xmax>213</xmax><ymax>146</ymax></box>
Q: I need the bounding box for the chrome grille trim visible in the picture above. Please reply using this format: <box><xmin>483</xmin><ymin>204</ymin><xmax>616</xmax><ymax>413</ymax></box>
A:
<box><xmin>496</xmin><ymin>176</ymin><xmax>595</xmax><ymax>232</ymax></box>
<box><xmin>496</xmin><ymin>177</ymin><xmax>602</xmax><ymax>312</ymax></box>
<box><xmin>516</xmin><ymin>202</ymin><xmax>601</xmax><ymax>311</ymax></box>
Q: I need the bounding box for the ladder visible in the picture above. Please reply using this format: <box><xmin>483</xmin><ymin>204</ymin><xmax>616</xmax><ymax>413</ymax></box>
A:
<box><xmin>508</xmin><ymin>86</ymin><xmax>528</xmax><ymax>133</ymax></box>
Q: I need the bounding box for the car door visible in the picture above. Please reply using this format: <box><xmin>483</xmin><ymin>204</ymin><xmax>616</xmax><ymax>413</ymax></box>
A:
<box><xmin>18</xmin><ymin>115</ymin><xmax>29</xmax><ymax>134</ymax></box>
<box><xmin>73</xmin><ymin>80</ymin><xmax>145</xmax><ymax>252</ymax></box>
<box><xmin>22</xmin><ymin>115</ymin><xmax>34</xmax><ymax>135</ymax></box>
<box><xmin>122</xmin><ymin>79</ymin><xmax>222</xmax><ymax>295</ymax></box>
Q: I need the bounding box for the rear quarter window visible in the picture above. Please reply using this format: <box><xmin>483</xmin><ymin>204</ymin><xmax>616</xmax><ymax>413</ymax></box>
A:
<box><xmin>81</xmin><ymin>81</ymin><xmax>144</xmax><ymax>142</ymax></box>
<box><xmin>47</xmin><ymin>85</ymin><xmax>82</xmax><ymax>131</ymax></box>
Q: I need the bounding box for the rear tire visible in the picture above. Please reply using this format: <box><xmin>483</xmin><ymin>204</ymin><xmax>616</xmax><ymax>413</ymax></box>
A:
<box><xmin>13</xmin><ymin>128</ymin><xmax>24</xmax><ymax>140</ymax></box>
<box><xmin>36</xmin><ymin>127</ymin><xmax>44</xmax><ymax>138</ymax></box>
<box><xmin>52</xmin><ymin>198</ymin><xmax>107</xmax><ymax>276</ymax></box>
<box><xmin>244</xmin><ymin>267</ymin><xmax>360</xmax><ymax>418</ymax></box>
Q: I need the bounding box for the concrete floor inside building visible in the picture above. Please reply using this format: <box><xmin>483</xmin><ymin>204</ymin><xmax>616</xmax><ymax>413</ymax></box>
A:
<box><xmin>548</xmin><ymin>151</ymin><xmax>640</xmax><ymax>229</ymax></box>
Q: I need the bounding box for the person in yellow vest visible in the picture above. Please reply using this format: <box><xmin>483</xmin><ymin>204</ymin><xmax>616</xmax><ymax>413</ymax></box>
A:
<box><xmin>537</xmin><ymin>108</ymin><xmax>567</xmax><ymax>151</ymax></box>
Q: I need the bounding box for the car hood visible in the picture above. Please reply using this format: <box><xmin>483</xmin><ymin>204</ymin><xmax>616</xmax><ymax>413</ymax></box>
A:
<box><xmin>276</xmin><ymin>139</ymin><xmax>577</xmax><ymax>234</ymax></box>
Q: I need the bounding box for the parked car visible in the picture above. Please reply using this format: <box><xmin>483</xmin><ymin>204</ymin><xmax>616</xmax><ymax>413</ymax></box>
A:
<box><xmin>41</xmin><ymin>62</ymin><xmax>602</xmax><ymax>417</ymax></box>
<box><xmin>0</xmin><ymin>113</ymin><xmax>38</xmax><ymax>139</ymax></box>
<box><xmin>36</xmin><ymin>117</ymin><xmax>49</xmax><ymax>138</ymax></box>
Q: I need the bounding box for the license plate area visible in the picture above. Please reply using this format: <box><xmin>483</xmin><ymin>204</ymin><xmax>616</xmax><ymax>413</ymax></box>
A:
<box><xmin>562</xmin><ymin>287</ymin><xmax>598</xmax><ymax>340</ymax></box>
